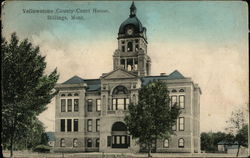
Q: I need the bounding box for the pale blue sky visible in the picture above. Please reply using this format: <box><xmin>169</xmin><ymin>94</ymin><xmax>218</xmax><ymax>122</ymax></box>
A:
<box><xmin>2</xmin><ymin>1</ymin><xmax>249</xmax><ymax>132</ymax></box>
<box><xmin>3</xmin><ymin>1</ymin><xmax>247</xmax><ymax>45</ymax></box>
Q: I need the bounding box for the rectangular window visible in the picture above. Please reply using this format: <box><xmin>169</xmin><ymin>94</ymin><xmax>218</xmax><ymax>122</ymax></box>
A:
<box><xmin>107</xmin><ymin>136</ymin><xmax>111</xmax><ymax>147</ymax></box>
<box><xmin>74</xmin><ymin>119</ymin><xmax>78</xmax><ymax>132</ymax></box>
<box><xmin>121</xmin><ymin>136</ymin><xmax>126</xmax><ymax>144</ymax></box>
<box><xmin>179</xmin><ymin>95</ymin><xmax>185</xmax><ymax>109</ymax></box>
<box><xmin>171</xmin><ymin>96</ymin><xmax>177</xmax><ymax>107</ymax></box>
<box><xmin>179</xmin><ymin>117</ymin><xmax>185</xmax><ymax>131</ymax></box>
<box><xmin>116</xmin><ymin>136</ymin><xmax>120</xmax><ymax>144</ymax></box>
<box><xmin>96</xmin><ymin>99</ymin><xmax>101</xmax><ymax>111</ymax></box>
<box><xmin>112</xmin><ymin>99</ymin><xmax>116</xmax><ymax>110</ymax></box>
<box><xmin>67</xmin><ymin>99</ymin><xmax>72</xmax><ymax>112</ymax></box>
<box><xmin>87</xmin><ymin>99</ymin><xmax>93</xmax><ymax>112</ymax></box>
<box><xmin>117</xmin><ymin>99</ymin><xmax>124</xmax><ymax>110</ymax></box>
<box><xmin>60</xmin><ymin>119</ymin><xmax>65</xmax><ymax>132</ymax></box>
<box><xmin>74</xmin><ymin>99</ymin><xmax>79</xmax><ymax>112</ymax></box>
<box><xmin>125</xmin><ymin>98</ymin><xmax>129</xmax><ymax>110</ymax></box>
<box><xmin>122</xmin><ymin>46</ymin><xmax>125</xmax><ymax>52</ymax></box>
<box><xmin>61</xmin><ymin>99</ymin><xmax>66</xmax><ymax>112</ymax></box>
<box><xmin>67</xmin><ymin>119</ymin><xmax>72</xmax><ymax>132</ymax></box>
<box><xmin>87</xmin><ymin>119</ymin><xmax>92</xmax><ymax>132</ymax></box>
<box><xmin>96</xmin><ymin>119</ymin><xmax>100</xmax><ymax>132</ymax></box>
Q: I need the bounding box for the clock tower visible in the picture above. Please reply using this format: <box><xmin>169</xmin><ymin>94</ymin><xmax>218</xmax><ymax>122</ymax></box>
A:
<box><xmin>113</xmin><ymin>2</ymin><xmax>151</xmax><ymax>77</ymax></box>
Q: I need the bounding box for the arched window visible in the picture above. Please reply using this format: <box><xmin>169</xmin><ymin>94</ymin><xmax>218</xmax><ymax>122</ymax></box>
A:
<box><xmin>68</xmin><ymin>93</ymin><xmax>72</xmax><ymax>96</ymax></box>
<box><xmin>127</xmin><ymin>42</ymin><xmax>133</xmax><ymax>52</ymax></box>
<box><xmin>179</xmin><ymin>89</ymin><xmax>185</xmax><ymax>92</ymax></box>
<box><xmin>74</xmin><ymin>93</ymin><xmax>79</xmax><ymax>96</ymax></box>
<box><xmin>96</xmin><ymin>138</ymin><xmax>100</xmax><ymax>147</ymax></box>
<box><xmin>171</xmin><ymin>89</ymin><xmax>177</xmax><ymax>93</ymax></box>
<box><xmin>61</xmin><ymin>94</ymin><xmax>65</xmax><ymax>97</ymax></box>
<box><xmin>112</xmin><ymin>86</ymin><xmax>129</xmax><ymax>110</ymax></box>
<box><xmin>60</xmin><ymin>138</ymin><xmax>65</xmax><ymax>147</ymax></box>
<box><xmin>163</xmin><ymin>139</ymin><xmax>169</xmax><ymax>148</ymax></box>
<box><xmin>87</xmin><ymin>139</ymin><xmax>92</xmax><ymax>147</ymax></box>
<box><xmin>112</xmin><ymin>122</ymin><xmax>127</xmax><ymax>132</ymax></box>
<box><xmin>112</xmin><ymin>86</ymin><xmax>128</xmax><ymax>95</ymax></box>
<box><xmin>73</xmin><ymin>138</ymin><xmax>78</xmax><ymax>147</ymax></box>
<box><xmin>178</xmin><ymin>138</ymin><xmax>184</xmax><ymax>148</ymax></box>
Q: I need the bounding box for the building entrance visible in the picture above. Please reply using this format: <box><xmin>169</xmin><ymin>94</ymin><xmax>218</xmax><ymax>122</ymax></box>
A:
<box><xmin>111</xmin><ymin>122</ymin><xmax>130</xmax><ymax>148</ymax></box>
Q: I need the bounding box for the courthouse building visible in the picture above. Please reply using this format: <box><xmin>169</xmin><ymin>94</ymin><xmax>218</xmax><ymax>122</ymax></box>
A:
<box><xmin>54</xmin><ymin>2</ymin><xmax>201</xmax><ymax>153</ymax></box>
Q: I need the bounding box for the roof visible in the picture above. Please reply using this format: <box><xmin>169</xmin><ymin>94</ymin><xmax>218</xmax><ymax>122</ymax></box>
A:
<box><xmin>46</xmin><ymin>132</ymin><xmax>55</xmax><ymax>141</ymax></box>
<box><xmin>118</xmin><ymin>16</ymin><xmax>144</xmax><ymax>34</ymax></box>
<box><xmin>141</xmin><ymin>70</ymin><xmax>186</xmax><ymax>85</ymax></box>
<box><xmin>62</xmin><ymin>75</ymin><xmax>85</xmax><ymax>84</ymax></box>
<box><xmin>62</xmin><ymin>76</ymin><xmax>100</xmax><ymax>91</ymax></box>
<box><xmin>61</xmin><ymin>70</ymin><xmax>186</xmax><ymax>91</ymax></box>
<box><xmin>217</xmin><ymin>140</ymin><xmax>238</xmax><ymax>145</ymax></box>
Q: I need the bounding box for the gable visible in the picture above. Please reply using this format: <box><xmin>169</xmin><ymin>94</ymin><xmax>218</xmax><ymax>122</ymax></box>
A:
<box><xmin>101</xmin><ymin>69</ymin><xmax>138</xmax><ymax>79</ymax></box>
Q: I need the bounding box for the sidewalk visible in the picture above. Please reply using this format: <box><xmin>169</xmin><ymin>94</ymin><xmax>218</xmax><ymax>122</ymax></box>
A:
<box><xmin>3</xmin><ymin>151</ymin><xmax>249</xmax><ymax>158</ymax></box>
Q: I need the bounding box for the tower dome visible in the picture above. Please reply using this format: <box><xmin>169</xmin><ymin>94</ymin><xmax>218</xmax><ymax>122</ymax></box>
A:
<box><xmin>118</xmin><ymin>2</ymin><xmax>146</xmax><ymax>35</ymax></box>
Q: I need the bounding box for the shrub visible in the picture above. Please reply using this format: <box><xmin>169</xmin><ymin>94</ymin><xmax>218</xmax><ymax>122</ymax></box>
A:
<box><xmin>33</xmin><ymin>145</ymin><xmax>51</xmax><ymax>153</ymax></box>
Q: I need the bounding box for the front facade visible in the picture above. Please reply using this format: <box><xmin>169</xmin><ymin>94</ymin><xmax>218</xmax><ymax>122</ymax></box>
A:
<box><xmin>54</xmin><ymin>2</ymin><xmax>201</xmax><ymax>153</ymax></box>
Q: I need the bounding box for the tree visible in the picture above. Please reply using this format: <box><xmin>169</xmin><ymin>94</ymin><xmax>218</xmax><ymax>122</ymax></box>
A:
<box><xmin>2</xmin><ymin>33</ymin><xmax>59</xmax><ymax>157</ymax></box>
<box><xmin>226</xmin><ymin>108</ymin><xmax>248</xmax><ymax>157</ymax></box>
<box><xmin>200</xmin><ymin>132</ymin><xmax>235</xmax><ymax>152</ymax></box>
<box><xmin>124</xmin><ymin>80</ymin><xmax>180</xmax><ymax>157</ymax></box>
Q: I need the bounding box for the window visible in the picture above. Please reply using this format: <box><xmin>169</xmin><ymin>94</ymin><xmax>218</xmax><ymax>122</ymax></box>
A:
<box><xmin>178</xmin><ymin>138</ymin><xmax>184</xmax><ymax>148</ymax></box>
<box><xmin>74</xmin><ymin>93</ymin><xmax>79</xmax><ymax>96</ymax></box>
<box><xmin>125</xmin><ymin>98</ymin><xmax>129</xmax><ymax>110</ymax></box>
<box><xmin>112</xmin><ymin>98</ymin><xmax>129</xmax><ymax>110</ymax></box>
<box><xmin>171</xmin><ymin>96</ymin><xmax>177</xmax><ymax>107</ymax></box>
<box><xmin>60</xmin><ymin>138</ymin><xmax>65</xmax><ymax>147</ymax></box>
<box><xmin>61</xmin><ymin>94</ymin><xmax>65</xmax><ymax>97</ymax></box>
<box><xmin>96</xmin><ymin>119</ymin><xmax>100</xmax><ymax>132</ymax></box>
<box><xmin>107</xmin><ymin>136</ymin><xmax>111</xmax><ymax>147</ymax></box>
<box><xmin>179</xmin><ymin>117</ymin><xmax>184</xmax><ymax>131</ymax></box>
<box><xmin>179</xmin><ymin>89</ymin><xmax>185</xmax><ymax>92</ymax></box>
<box><xmin>73</xmin><ymin>138</ymin><xmax>78</xmax><ymax>147</ymax></box>
<box><xmin>117</xmin><ymin>99</ymin><xmax>124</xmax><ymax>110</ymax></box>
<box><xmin>171</xmin><ymin>89</ymin><xmax>177</xmax><ymax>93</ymax></box>
<box><xmin>87</xmin><ymin>139</ymin><xmax>92</xmax><ymax>147</ymax></box>
<box><xmin>163</xmin><ymin>139</ymin><xmax>169</xmax><ymax>148</ymax></box>
<box><xmin>121</xmin><ymin>136</ymin><xmax>126</xmax><ymax>144</ymax></box>
<box><xmin>87</xmin><ymin>119</ymin><xmax>92</xmax><ymax>132</ymax></box>
<box><xmin>74</xmin><ymin>119</ymin><xmax>78</xmax><ymax>132</ymax></box>
<box><xmin>68</xmin><ymin>93</ymin><xmax>72</xmax><ymax>96</ymax></box>
<box><xmin>61</xmin><ymin>99</ymin><xmax>66</xmax><ymax>112</ymax></box>
<box><xmin>122</xmin><ymin>46</ymin><xmax>125</xmax><ymax>52</ymax></box>
<box><xmin>73</xmin><ymin>99</ymin><xmax>79</xmax><ymax>112</ymax></box>
<box><xmin>87</xmin><ymin>99</ymin><xmax>93</xmax><ymax>112</ymax></box>
<box><xmin>116</xmin><ymin>136</ymin><xmax>120</xmax><ymax>144</ymax></box>
<box><xmin>67</xmin><ymin>99</ymin><xmax>72</xmax><ymax>112</ymax></box>
<box><xmin>179</xmin><ymin>95</ymin><xmax>185</xmax><ymax>109</ymax></box>
<box><xmin>127</xmin><ymin>42</ymin><xmax>133</xmax><ymax>51</ymax></box>
<box><xmin>67</xmin><ymin>119</ymin><xmax>72</xmax><ymax>132</ymax></box>
<box><xmin>96</xmin><ymin>138</ymin><xmax>100</xmax><ymax>147</ymax></box>
<box><xmin>61</xmin><ymin>119</ymin><xmax>65</xmax><ymax>132</ymax></box>
<box><xmin>96</xmin><ymin>99</ymin><xmax>101</xmax><ymax>111</ymax></box>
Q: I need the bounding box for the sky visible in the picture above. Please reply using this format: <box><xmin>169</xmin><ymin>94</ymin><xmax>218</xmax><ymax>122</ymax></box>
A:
<box><xmin>2</xmin><ymin>1</ymin><xmax>249</xmax><ymax>132</ymax></box>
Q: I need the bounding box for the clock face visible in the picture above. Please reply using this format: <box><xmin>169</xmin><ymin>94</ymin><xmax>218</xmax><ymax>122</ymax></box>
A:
<box><xmin>126</xmin><ymin>28</ymin><xmax>134</xmax><ymax>35</ymax></box>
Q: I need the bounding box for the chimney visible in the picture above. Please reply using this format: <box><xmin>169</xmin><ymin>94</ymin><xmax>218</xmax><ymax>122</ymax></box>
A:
<box><xmin>160</xmin><ymin>73</ymin><xmax>166</xmax><ymax>76</ymax></box>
